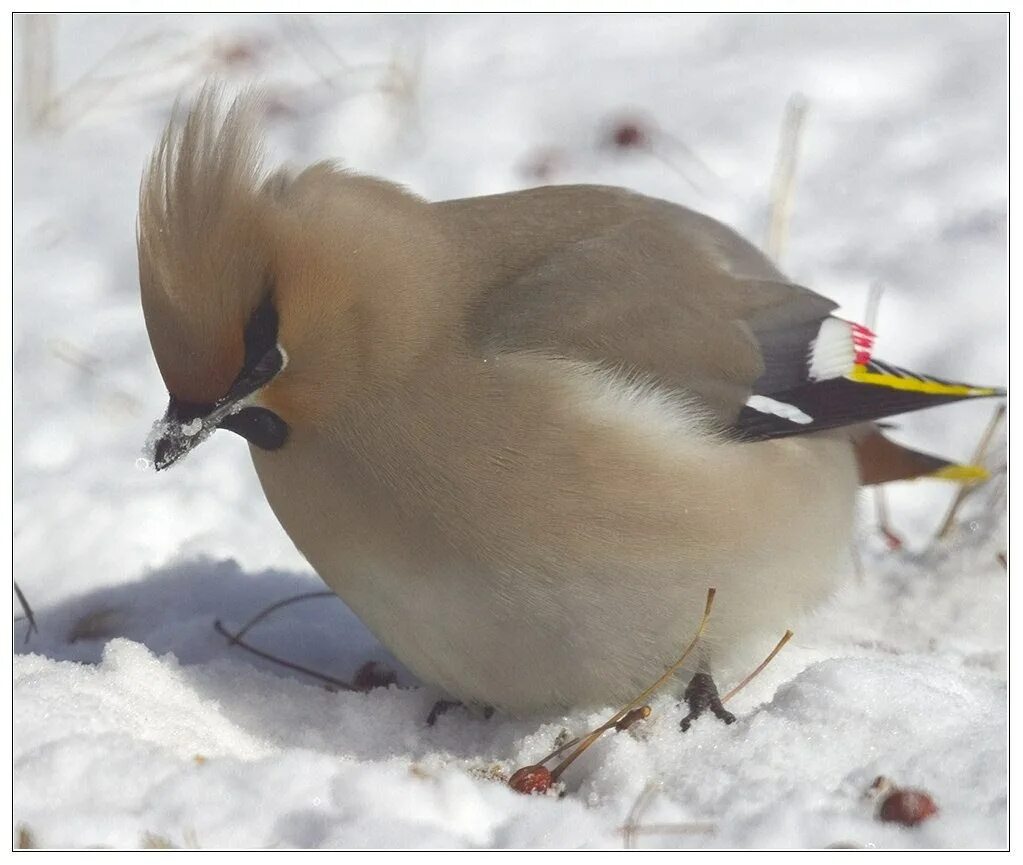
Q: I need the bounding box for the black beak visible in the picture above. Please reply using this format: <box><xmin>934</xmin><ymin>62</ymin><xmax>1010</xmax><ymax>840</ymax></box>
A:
<box><xmin>147</xmin><ymin>342</ymin><xmax>288</xmax><ymax>470</ymax></box>
<box><xmin>150</xmin><ymin>397</ymin><xmax>222</xmax><ymax>471</ymax></box>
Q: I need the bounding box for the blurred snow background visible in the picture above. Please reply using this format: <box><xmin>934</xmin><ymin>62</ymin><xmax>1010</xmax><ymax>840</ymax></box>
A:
<box><xmin>13</xmin><ymin>12</ymin><xmax>1006</xmax><ymax>849</ymax></box>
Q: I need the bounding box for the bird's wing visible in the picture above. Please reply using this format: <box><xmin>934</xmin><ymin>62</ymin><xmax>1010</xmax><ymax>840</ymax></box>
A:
<box><xmin>465</xmin><ymin>204</ymin><xmax>1002</xmax><ymax>438</ymax></box>
<box><xmin>465</xmin><ymin>211</ymin><xmax>837</xmax><ymax>428</ymax></box>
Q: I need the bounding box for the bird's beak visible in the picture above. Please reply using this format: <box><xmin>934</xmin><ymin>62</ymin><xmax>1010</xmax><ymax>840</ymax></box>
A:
<box><xmin>147</xmin><ymin>344</ymin><xmax>287</xmax><ymax>470</ymax></box>
<box><xmin>148</xmin><ymin>395</ymin><xmax>248</xmax><ymax>471</ymax></box>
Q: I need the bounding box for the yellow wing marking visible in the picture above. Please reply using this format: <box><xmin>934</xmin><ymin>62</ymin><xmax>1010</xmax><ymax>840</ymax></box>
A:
<box><xmin>928</xmin><ymin>464</ymin><xmax>990</xmax><ymax>484</ymax></box>
<box><xmin>847</xmin><ymin>364</ymin><xmax>999</xmax><ymax>397</ymax></box>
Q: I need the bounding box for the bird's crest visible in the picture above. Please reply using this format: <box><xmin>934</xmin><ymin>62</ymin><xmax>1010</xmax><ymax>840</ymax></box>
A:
<box><xmin>138</xmin><ymin>85</ymin><xmax>274</xmax><ymax>403</ymax></box>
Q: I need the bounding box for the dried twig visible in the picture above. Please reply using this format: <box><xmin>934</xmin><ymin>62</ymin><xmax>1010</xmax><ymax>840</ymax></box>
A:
<box><xmin>657</xmin><ymin>128</ymin><xmax>721</xmax><ymax>186</ymax></box>
<box><xmin>213</xmin><ymin>619</ymin><xmax>355</xmax><ymax>692</ymax></box>
<box><xmin>934</xmin><ymin>403</ymin><xmax>1006</xmax><ymax>541</ymax></box>
<box><xmin>226</xmin><ymin>590</ymin><xmax>336</xmax><ymax>645</ymax></box>
<box><xmin>14</xmin><ymin>580</ymin><xmax>38</xmax><ymax>644</ymax></box>
<box><xmin>765</xmin><ymin>93</ymin><xmax>809</xmax><ymax>264</ymax></box>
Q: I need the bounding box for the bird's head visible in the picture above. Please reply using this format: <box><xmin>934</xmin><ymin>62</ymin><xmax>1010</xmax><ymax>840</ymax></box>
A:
<box><xmin>138</xmin><ymin>87</ymin><xmax>444</xmax><ymax>470</ymax></box>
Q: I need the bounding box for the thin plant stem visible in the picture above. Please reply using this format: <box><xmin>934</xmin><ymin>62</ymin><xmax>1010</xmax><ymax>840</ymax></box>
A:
<box><xmin>228</xmin><ymin>590</ymin><xmax>337</xmax><ymax>644</ymax></box>
<box><xmin>765</xmin><ymin>94</ymin><xmax>809</xmax><ymax>264</ymax></box>
<box><xmin>14</xmin><ymin>581</ymin><xmax>38</xmax><ymax>644</ymax></box>
<box><xmin>721</xmin><ymin>630</ymin><xmax>793</xmax><ymax>704</ymax></box>
<box><xmin>934</xmin><ymin>403</ymin><xmax>1006</xmax><ymax>541</ymax></box>
<box><xmin>622</xmin><ymin>782</ymin><xmax>660</xmax><ymax>849</ymax></box>
<box><xmin>213</xmin><ymin>619</ymin><xmax>355</xmax><ymax>692</ymax></box>
<box><xmin>550</xmin><ymin>588</ymin><xmax>716</xmax><ymax>782</ymax></box>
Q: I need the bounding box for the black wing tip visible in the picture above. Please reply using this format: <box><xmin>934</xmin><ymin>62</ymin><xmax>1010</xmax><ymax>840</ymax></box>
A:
<box><xmin>733</xmin><ymin>371</ymin><xmax>1005</xmax><ymax>442</ymax></box>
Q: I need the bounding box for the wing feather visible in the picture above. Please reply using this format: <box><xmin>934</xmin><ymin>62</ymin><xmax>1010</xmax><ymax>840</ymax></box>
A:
<box><xmin>456</xmin><ymin>186</ymin><xmax>1002</xmax><ymax>438</ymax></box>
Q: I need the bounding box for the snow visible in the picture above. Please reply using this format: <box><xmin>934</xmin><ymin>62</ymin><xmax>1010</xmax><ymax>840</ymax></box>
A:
<box><xmin>13</xmin><ymin>12</ymin><xmax>1006</xmax><ymax>850</ymax></box>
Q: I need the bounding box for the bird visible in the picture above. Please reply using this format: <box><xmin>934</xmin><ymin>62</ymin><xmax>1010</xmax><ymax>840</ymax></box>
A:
<box><xmin>138</xmin><ymin>88</ymin><xmax>1003</xmax><ymax>722</ymax></box>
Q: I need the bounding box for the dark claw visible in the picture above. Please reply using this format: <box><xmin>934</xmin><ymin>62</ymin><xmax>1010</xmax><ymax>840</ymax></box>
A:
<box><xmin>680</xmin><ymin>671</ymin><xmax>736</xmax><ymax>732</ymax></box>
<box><xmin>426</xmin><ymin>699</ymin><xmax>461</xmax><ymax>726</ymax></box>
<box><xmin>426</xmin><ymin>699</ymin><xmax>495</xmax><ymax>726</ymax></box>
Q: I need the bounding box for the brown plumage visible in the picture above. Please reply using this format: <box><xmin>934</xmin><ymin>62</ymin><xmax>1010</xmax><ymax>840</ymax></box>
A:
<box><xmin>139</xmin><ymin>88</ymin><xmax>1001</xmax><ymax>715</ymax></box>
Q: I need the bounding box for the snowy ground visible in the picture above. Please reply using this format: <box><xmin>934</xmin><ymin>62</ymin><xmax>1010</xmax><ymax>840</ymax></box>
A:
<box><xmin>13</xmin><ymin>13</ymin><xmax>1006</xmax><ymax>849</ymax></box>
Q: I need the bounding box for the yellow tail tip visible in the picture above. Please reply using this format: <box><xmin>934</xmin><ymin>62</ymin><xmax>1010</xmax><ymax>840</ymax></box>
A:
<box><xmin>928</xmin><ymin>464</ymin><xmax>990</xmax><ymax>484</ymax></box>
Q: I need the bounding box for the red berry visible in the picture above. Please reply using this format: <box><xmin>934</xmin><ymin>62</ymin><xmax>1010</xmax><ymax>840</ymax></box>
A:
<box><xmin>611</xmin><ymin>122</ymin><xmax>648</xmax><ymax>149</ymax></box>
<box><xmin>508</xmin><ymin>764</ymin><xmax>553</xmax><ymax>795</ymax></box>
<box><xmin>879</xmin><ymin>789</ymin><xmax>939</xmax><ymax>826</ymax></box>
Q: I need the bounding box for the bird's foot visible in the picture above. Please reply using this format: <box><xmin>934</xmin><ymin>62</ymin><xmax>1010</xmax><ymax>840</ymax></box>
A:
<box><xmin>679</xmin><ymin>671</ymin><xmax>735</xmax><ymax>732</ymax></box>
<box><xmin>351</xmin><ymin>660</ymin><xmax>397</xmax><ymax>692</ymax></box>
<box><xmin>426</xmin><ymin>699</ymin><xmax>494</xmax><ymax>726</ymax></box>
<box><xmin>426</xmin><ymin>699</ymin><xmax>461</xmax><ymax>726</ymax></box>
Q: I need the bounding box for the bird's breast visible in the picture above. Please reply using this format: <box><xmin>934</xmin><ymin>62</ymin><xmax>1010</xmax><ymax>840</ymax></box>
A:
<box><xmin>246</xmin><ymin>376</ymin><xmax>859</xmax><ymax>714</ymax></box>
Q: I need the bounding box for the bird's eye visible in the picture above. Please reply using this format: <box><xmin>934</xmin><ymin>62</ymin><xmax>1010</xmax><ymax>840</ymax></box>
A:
<box><xmin>218</xmin><ymin>406</ymin><xmax>289</xmax><ymax>451</ymax></box>
<box><xmin>223</xmin><ymin>288</ymin><xmax>285</xmax><ymax>403</ymax></box>
<box><xmin>243</xmin><ymin>289</ymin><xmax>279</xmax><ymax>370</ymax></box>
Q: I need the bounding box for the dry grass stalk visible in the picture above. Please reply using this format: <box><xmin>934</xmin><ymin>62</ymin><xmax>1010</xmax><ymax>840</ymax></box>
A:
<box><xmin>720</xmin><ymin>629</ymin><xmax>794</xmax><ymax>704</ymax></box>
<box><xmin>279</xmin><ymin>14</ymin><xmax>423</xmax><ymax>139</ymax></box>
<box><xmin>863</xmin><ymin>282</ymin><xmax>885</xmax><ymax>334</ymax></box>
<box><xmin>614</xmin><ymin>705</ymin><xmax>652</xmax><ymax>732</ymax></box>
<box><xmin>621</xmin><ymin>783</ymin><xmax>715</xmax><ymax>848</ymax></box>
<box><xmin>622</xmin><ymin>782</ymin><xmax>659</xmax><ymax>849</ymax></box>
<box><xmin>15</xmin><ymin>824</ymin><xmax>36</xmax><ymax>849</ymax></box>
<box><xmin>549</xmin><ymin>588</ymin><xmax>716</xmax><ymax>782</ymax></box>
<box><xmin>15</xmin><ymin>15</ymin><xmax>267</xmax><ymax>137</ymax></box>
<box><xmin>764</xmin><ymin>93</ymin><xmax>809</xmax><ymax>264</ymax></box>
<box><xmin>934</xmin><ymin>403</ymin><xmax>1006</xmax><ymax>541</ymax></box>
<box><xmin>17</xmin><ymin>14</ymin><xmax>56</xmax><ymax>131</ymax></box>
<box><xmin>862</xmin><ymin>283</ymin><xmax>904</xmax><ymax>552</ymax></box>
<box><xmin>140</xmin><ymin>832</ymin><xmax>177</xmax><ymax>849</ymax></box>
<box><xmin>621</xmin><ymin>823</ymin><xmax>717</xmax><ymax>839</ymax></box>
<box><xmin>14</xmin><ymin>580</ymin><xmax>38</xmax><ymax>643</ymax></box>
<box><xmin>874</xmin><ymin>488</ymin><xmax>904</xmax><ymax>552</ymax></box>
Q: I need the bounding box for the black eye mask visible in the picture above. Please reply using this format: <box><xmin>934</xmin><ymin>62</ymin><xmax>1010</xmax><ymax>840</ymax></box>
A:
<box><xmin>153</xmin><ymin>290</ymin><xmax>289</xmax><ymax>469</ymax></box>
<box><xmin>231</xmin><ymin>291</ymin><xmax>282</xmax><ymax>400</ymax></box>
<box><xmin>215</xmin><ymin>292</ymin><xmax>289</xmax><ymax>449</ymax></box>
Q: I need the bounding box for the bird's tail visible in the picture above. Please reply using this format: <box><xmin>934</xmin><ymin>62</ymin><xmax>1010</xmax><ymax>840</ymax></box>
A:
<box><xmin>854</xmin><ymin>427</ymin><xmax>991</xmax><ymax>486</ymax></box>
<box><xmin>736</xmin><ymin>318</ymin><xmax>1005</xmax><ymax>440</ymax></box>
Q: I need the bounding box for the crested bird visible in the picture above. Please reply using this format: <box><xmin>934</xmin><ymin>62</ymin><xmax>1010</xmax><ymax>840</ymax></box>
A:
<box><xmin>139</xmin><ymin>89</ymin><xmax>1003</xmax><ymax>721</ymax></box>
